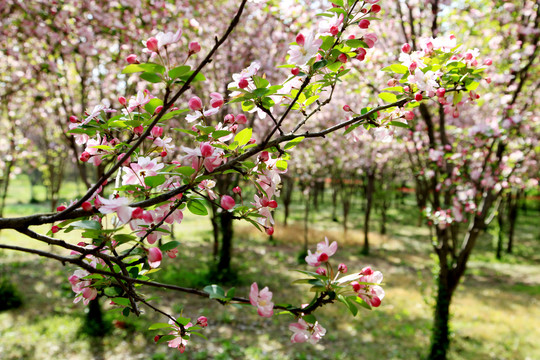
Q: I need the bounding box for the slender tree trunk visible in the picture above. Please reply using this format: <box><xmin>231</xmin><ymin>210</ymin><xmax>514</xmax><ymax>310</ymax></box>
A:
<box><xmin>362</xmin><ymin>172</ymin><xmax>375</xmax><ymax>255</ymax></box>
<box><xmin>495</xmin><ymin>208</ymin><xmax>504</xmax><ymax>259</ymax></box>
<box><xmin>217</xmin><ymin>211</ymin><xmax>234</xmax><ymax>275</ymax></box>
<box><xmin>380</xmin><ymin>197</ymin><xmax>388</xmax><ymax>235</ymax></box>
<box><xmin>428</xmin><ymin>272</ymin><xmax>453</xmax><ymax>360</ymax></box>
<box><xmin>331</xmin><ymin>181</ymin><xmax>339</xmax><ymax>222</ymax></box>
<box><xmin>210</xmin><ymin>203</ymin><xmax>220</xmax><ymax>261</ymax></box>
<box><xmin>303</xmin><ymin>189</ymin><xmax>311</xmax><ymax>253</ymax></box>
<box><xmin>0</xmin><ymin>160</ymin><xmax>13</xmax><ymax>218</ymax></box>
<box><xmin>506</xmin><ymin>191</ymin><xmax>519</xmax><ymax>254</ymax></box>
<box><xmin>282</xmin><ymin>176</ymin><xmax>294</xmax><ymax>227</ymax></box>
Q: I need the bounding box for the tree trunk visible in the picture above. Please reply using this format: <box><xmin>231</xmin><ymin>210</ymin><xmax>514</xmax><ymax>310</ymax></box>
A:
<box><xmin>495</xmin><ymin>207</ymin><xmax>504</xmax><ymax>259</ymax></box>
<box><xmin>217</xmin><ymin>211</ymin><xmax>234</xmax><ymax>275</ymax></box>
<box><xmin>331</xmin><ymin>181</ymin><xmax>339</xmax><ymax>222</ymax></box>
<box><xmin>362</xmin><ymin>172</ymin><xmax>375</xmax><ymax>255</ymax></box>
<box><xmin>210</xmin><ymin>203</ymin><xmax>220</xmax><ymax>260</ymax></box>
<box><xmin>428</xmin><ymin>273</ymin><xmax>453</xmax><ymax>360</ymax></box>
<box><xmin>282</xmin><ymin>176</ymin><xmax>294</xmax><ymax>227</ymax></box>
<box><xmin>506</xmin><ymin>191</ymin><xmax>520</xmax><ymax>254</ymax></box>
<box><xmin>380</xmin><ymin>197</ymin><xmax>388</xmax><ymax>235</ymax></box>
<box><xmin>303</xmin><ymin>189</ymin><xmax>311</xmax><ymax>253</ymax></box>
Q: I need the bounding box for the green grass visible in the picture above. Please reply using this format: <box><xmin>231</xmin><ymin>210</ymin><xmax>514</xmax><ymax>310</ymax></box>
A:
<box><xmin>1</xmin><ymin>178</ymin><xmax>539</xmax><ymax>359</ymax></box>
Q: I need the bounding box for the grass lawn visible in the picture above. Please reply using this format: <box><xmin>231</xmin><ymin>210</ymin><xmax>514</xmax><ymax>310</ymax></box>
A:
<box><xmin>0</xmin><ymin>177</ymin><xmax>539</xmax><ymax>359</ymax></box>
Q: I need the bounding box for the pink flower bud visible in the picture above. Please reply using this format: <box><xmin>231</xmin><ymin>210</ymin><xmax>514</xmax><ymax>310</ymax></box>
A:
<box><xmin>436</xmin><ymin>88</ymin><xmax>446</xmax><ymax>97</ymax></box>
<box><xmin>81</xmin><ymin>201</ymin><xmax>92</xmax><ymax>211</ymax></box>
<box><xmin>259</xmin><ymin>151</ymin><xmax>269</xmax><ymax>162</ymax></box>
<box><xmin>126</xmin><ymin>54</ymin><xmax>138</xmax><ymax>64</ymax></box>
<box><xmin>266</xmin><ymin>227</ymin><xmax>274</xmax><ymax>236</ymax></box>
<box><xmin>51</xmin><ymin>225</ymin><xmax>59</xmax><ymax>234</ymax></box>
<box><xmin>316</xmin><ymin>267</ymin><xmax>327</xmax><ymax>276</ymax></box>
<box><xmin>221</xmin><ymin>195</ymin><xmax>235</xmax><ymax>210</ymax></box>
<box><xmin>361</xmin><ymin>266</ymin><xmax>373</xmax><ymax>275</ymax></box>
<box><xmin>371</xmin><ymin>296</ymin><xmax>382</xmax><ymax>307</ymax></box>
<box><xmin>317</xmin><ymin>253</ymin><xmax>329</xmax><ymax>263</ymax></box>
<box><xmin>233</xmin><ymin>186</ymin><xmax>242</xmax><ymax>194</ymax></box>
<box><xmin>154</xmin><ymin>335</ymin><xmax>161</xmax><ymax>343</ymax></box>
<box><xmin>371</xmin><ymin>4</ymin><xmax>381</xmax><ymax>13</ymax></box>
<box><xmin>200</xmin><ymin>143</ymin><xmax>213</xmax><ymax>157</ymax></box>
<box><xmin>415</xmin><ymin>93</ymin><xmax>423</xmax><ymax>101</ymax></box>
<box><xmin>160</xmin><ymin>151</ymin><xmax>167</xmax><ymax>157</ymax></box>
<box><xmin>358</xmin><ymin>19</ymin><xmax>370</xmax><ymax>29</ymax></box>
<box><xmin>189</xmin><ymin>41</ymin><xmax>201</xmax><ymax>53</ymax></box>
<box><xmin>291</xmin><ymin>67</ymin><xmax>300</xmax><ymax>76</ymax></box>
<box><xmin>151</xmin><ymin>126</ymin><xmax>163</xmax><ymax>138</ymax></box>
<box><xmin>387</xmin><ymin>79</ymin><xmax>398</xmax><ymax>87</ymax></box>
<box><xmin>268</xmin><ymin>200</ymin><xmax>278</xmax><ymax>209</ymax></box>
<box><xmin>401</xmin><ymin>43</ymin><xmax>411</xmax><ymax>53</ymax></box>
<box><xmin>133</xmin><ymin>125</ymin><xmax>144</xmax><ymax>135</ymax></box>
<box><xmin>338</xmin><ymin>53</ymin><xmax>348</xmax><ymax>63</ymax></box>
<box><xmin>348</xmin><ymin>34</ymin><xmax>356</xmax><ymax>39</ymax></box>
<box><xmin>166</xmin><ymin>248</ymin><xmax>178</xmax><ymax>258</ymax></box>
<box><xmin>188</xmin><ymin>96</ymin><xmax>203</xmax><ymax>111</ymax></box>
<box><xmin>296</xmin><ymin>33</ymin><xmax>305</xmax><ymax>46</ymax></box>
<box><xmin>80</xmin><ymin>151</ymin><xmax>91</xmax><ymax>162</ymax></box>
<box><xmin>224</xmin><ymin>114</ymin><xmax>235</xmax><ymax>124</ymax></box>
<box><xmin>132</xmin><ymin>207</ymin><xmax>144</xmax><ymax>219</ymax></box>
<box><xmin>404</xmin><ymin>111</ymin><xmax>414</xmax><ymax>120</ymax></box>
<box><xmin>56</xmin><ymin>205</ymin><xmax>66</xmax><ymax>212</ymax></box>
<box><xmin>236</xmin><ymin>114</ymin><xmax>247</xmax><ymax>124</ymax></box>
<box><xmin>351</xmin><ymin>281</ymin><xmax>361</xmax><ymax>292</ymax></box>
<box><xmin>148</xmin><ymin>247</ymin><xmax>162</xmax><ymax>264</ymax></box>
<box><xmin>118</xmin><ymin>96</ymin><xmax>127</xmax><ymax>106</ymax></box>
<box><xmin>330</xmin><ymin>25</ymin><xmax>339</xmax><ymax>36</ymax></box>
<box><xmin>197</xmin><ymin>316</ymin><xmax>208</xmax><ymax>327</ymax></box>
<box><xmin>464</xmin><ymin>53</ymin><xmax>473</xmax><ymax>60</ymax></box>
<box><xmin>343</xmin><ymin>105</ymin><xmax>352</xmax><ymax>112</ymax></box>
<box><xmin>238</xmin><ymin>78</ymin><xmax>249</xmax><ymax>89</ymax></box>
<box><xmin>248</xmin><ymin>138</ymin><xmax>256</xmax><ymax>144</ymax></box>
<box><xmin>154</xmin><ymin>105</ymin><xmax>163</xmax><ymax>114</ymax></box>
<box><xmin>403</xmin><ymin>86</ymin><xmax>410</xmax><ymax>92</ymax></box>
<box><xmin>146</xmin><ymin>37</ymin><xmax>159</xmax><ymax>52</ymax></box>
<box><xmin>69</xmin><ymin>115</ymin><xmax>78</xmax><ymax>123</ymax></box>
<box><xmin>409</xmin><ymin>61</ymin><xmax>417</xmax><ymax>72</ymax></box>
<box><xmin>338</xmin><ymin>263</ymin><xmax>348</xmax><ymax>273</ymax></box>
<box><xmin>209</xmin><ymin>92</ymin><xmax>224</xmax><ymax>108</ymax></box>
<box><xmin>142</xmin><ymin>211</ymin><xmax>153</xmax><ymax>223</ymax></box>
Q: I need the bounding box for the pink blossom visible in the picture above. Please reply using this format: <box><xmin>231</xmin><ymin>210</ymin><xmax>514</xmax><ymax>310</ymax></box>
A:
<box><xmin>289</xmin><ymin>318</ymin><xmax>326</xmax><ymax>344</ymax></box>
<box><xmin>249</xmin><ymin>282</ymin><xmax>274</xmax><ymax>317</ymax></box>
<box><xmin>167</xmin><ymin>318</ymin><xmax>192</xmax><ymax>353</ymax></box>
<box><xmin>166</xmin><ymin>248</ymin><xmax>178</xmax><ymax>258</ymax></box>
<box><xmin>142</xmin><ymin>29</ymin><xmax>182</xmax><ymax>53</ymax></box>
<box><xmin>355</xmin><ymin>271</ymin><xmax>385</xmax><ymax>307</ymax></box>
<box><xmin>188</xmin><ymin>41</ymin><xmax>201</xmax><ymax>53</ymax></box>
<box><xmin>363</xmin><ymin>33</ymin><xmax>378</xmax><ymax>48</ymax></box>
<box><xmin>196</xmin><ymin>316</ymin><xmax>208</xmax><ymax>327</ymax></box>
<box><xmin>122</xmin><ymin>156</ymin><xmax>164</xmax><ymax>187</ymax></box>
<box><xmin>209</xmin><ymin>92</ymin><xmax>224</xmax><ymax>108</ymax></box>
<box><xmin>221</xmin><ymin>195</ymin><xmax>235</xmax><ymax>210</ymax></box>
<box><xmin>148</xmin><ymin>247</ymin><xmax>163</xmax><ymax>268</ymax></box>
<box><xmin>188</xmin><ymin>96</ymin><xmax>203</xmax><ymax>111</ymax></box>
<box><xmin>69</xmin><ymin>269</ymin><xmax>97</xmax><ymax>305</ymax></box>
<box><xmin>305</xmin><ymin>237</ymin><xmax>338</xmax><ymax>267</ymax></box>
<box><xmin>288</xmin><ymin>32</ymin><xmax>323</xmax><ymax>66</ymax></box>
<box><xmin>97</xmin><ymin>195</ymin><xmax>133</xmax><ymax>224</ymax></box>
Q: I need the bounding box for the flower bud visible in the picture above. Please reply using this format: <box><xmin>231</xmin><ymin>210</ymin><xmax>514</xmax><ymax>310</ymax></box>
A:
<box><xmin>236</xmin><ymin>114</ymin><xmax>247</xmax><ymax>124</ymax></box>
<box><xmin>258</xmin><ymin>151</ymin><xmax>269</xmax><ymax>162</ymax></box>
<box><xmin>316</xmin><ymin>267</ymin><xmax>327</xmax><ymax>276</ymax></box>
<box><xmin>51</xmin><ymin>225</ymin><xmax>60</xmax><ymax>234</ymax></box>
<box><xmin>188</xmin><ymin>96</ymin><xmax>203</xmax><ymax>111</ymax></box>
<box><xmin>296</xmin><ymin>33</ymin><xmax>305</xmax><ymax>46</ymax></box>
<box><xmin>132</xmin><ymin>207</ymin><xmax>144</xmax><ymax>219</ymax></box>
<box><xmin>133</xmin><ymin>125</ymin><xmax>144</xmax><ymax>135</ymax></box>
<box><xmin>160</xmin><ymin>151</ymin><xmax>167</xmax><ymax>157</ymax></box>
<box><xmin>404</xmin><ymin>111</ymin><xmax>414</xmax><ymax>121</ymax></box>
<box><xmin>401</xmin><ymin>43</ymin><xmax>411</xmax><ymax>53</ymax></box>
<box><xmin>197</xmin><ymin>316</ymin><xmax>208</xmax><ymax>327</ymax></box>
<box><xmin>238</xmin><ymin>78</ymin><xmax>249</xmax><ymax>89</ymax></box>
<box><xmin>343</xmin><ymin>105</ymin><xmax>352</xmax><ymax>112</ymax></box>
<box><xmin>329</xmin><ymin>26</ymin><xmax>339</xmax><ymax>36</ymax></box>
<box><xmin>148</xmin><ymin>247</ymin><xmax>162</xmax><ymax>263</ymax></box>
<box><xmin>268</xmin><ymin>200</ymin><xmax>278</xmax><ymax>209</ymax></box>
<box><xmin>189</xmin><ymin>41</ymin><xmax>201</xmax><ymax>53</ymax></box>
<box><xmin>361</xmin><ymin>266</ymin><xmax>373</xmax><ymax>275</ymax></box>
<box><xmin>338</xmin><ymin>263</ymin><xmax>348</xmax><ymax>273</ymax></box>
<box><xmin>291</xmin><ymin>67</ymin><xmax>300</xmax><ymax>76</ymax></box>
<box><xmin>154</xmin><ymin>105</ymin><xmax>163</xmax><ymax>114</ymax></box>
<box><xmin>371</xmin><ymin>4</ymin><xmax>381</xmax><ymax>13</ymax></box>
<box><xmin>69</xmin><ymin>115</ymin><xmax>78</xmax><ymax>123</ymax></box>
<box><xmin>483</xmin><ymin>58</ymin><xmax>492</xmax><ymax>66</ymax></box>
<box><xmin>338</xmin><ymin>53</ymin><xmax>348</xmax><ymax>63</ymax></box>
<box><xmin>266</xmin><ymin>227</ymin><xmax>274</xmax><ymax>236</ymax></box>
<box><xmin>146</xmin><ymin>37</ymin><xmax>159</xmax><ymax>52</ymax></box>
<box><xmin>351</xmin><ymin>281</ymin><xmax>361</xmax><ymax>292</ymax></box>
<box><xmin>81</xmin><ymin>201</ymin><xmax>92</xmax><ymax>211</ymax></box>
<box><xmin>80</xmin><ymin>151</ymin><xmax>91</xmax><ymax>162</ymax></box>
<box><xmin>221</xmin><ymin>195</ymin><xmax>236</xmax><ymax>210</ymax></box>
<box><xmin>436</xmin><ymin>88</ymin><xmax>446</xmax><ymax>97</ymax></box>
<box><xmin>56</xmin><ymin>205</ymin><xmax>66</xmax><ymax>212</ymax></box>
<box><xmin>233</xmin><ymin>186</ymin><xmax>242</xmax><ymax>194</ymax></box>
<box><xmin>224</xmin><ymin>114</ymin><xmax>235</xmax><ymax>124</ymax></box>
<box><xmin>118</xmin><ymin>96</ymin><xmax>127</xmax><ymax>106</ymax></box>
<box><xmin>358</xmin><ymin>19</ymin><xmax>370</xmax><ymax>29</ymax></box>
<box><xmin>200</xmin><ymin>143</ymin><xmax>214</xmax><ymax>157</ymax></box>
<box><xmin>151</xmin><ymin>126</ymin><xmax>163</xmax><ymax>138</ymax></box>
<box><xmin>415</xmin><ymin>93</ymin><xmax>423</xmax><ymax>101</ymax></box>
<box><xmin>126</xmin><ymin>54</ymin><xmax>138</xmax><ymax>64</ymax></box>
<box><xmin>409</xmin><ymin>61</ymin><xmax>417</xmax><ymax>73</ymax></box>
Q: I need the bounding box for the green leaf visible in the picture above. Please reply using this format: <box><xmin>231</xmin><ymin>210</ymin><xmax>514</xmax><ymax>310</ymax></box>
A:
<box><xmin>329</xmin><ymin>0</ymin><xmax>344</xmax><ymax>7</ymax></box>
<box><xmin>203</xmin><ymin>284</ymin><xmax>227</xmax><ymax>300</ymax></box>
<box><xmin>160</xmin><ymin>241</ymin><xmax>180</xmax><ymax>252</ymax></box>
<box><xmin>352</xmin><ymin>296</ymin><xmax>372</xmax><ymax>310</ymax></box>
<box><xmin>284</xmin><ymin>136</ymin><xmax>305</xmax><ymax>150</ymax></box>
<box><xmin>161</xmin><ymin>109</ymin><xmax>189</xmax><ymax>120</ymax></box>
<box><xmin>70</xmin><ymin>220</ymin><xmax>101</xmax><ymax>230</ymax></box>
<box><xmin>122</xmin><ymin>63</ymin><xmax>165</xmax><ymax>74</ymax></box>
<box><xmin>111</xmin><ymin>297</ymin><xmax>132</xmax><ymax>307</ymax></box>
<box><xmin>168</xmin><ymin>65</ymin><xmax>191</xmax><ymax>80</ymax></box>
<box><xmin>453</xmin><ymin>91</ymin><xmax>463</xmax><ymax>105</ymax></box>
<box><xmin>187</xmin><ymin>199</ymin><xmax>208</xmax><ymax>216</ymax></box>
<box><xmin>175</xmin><ymin>166</ymin><xmax>196</xmax><ymax>177</ymax></box>
<box><xmin>303</xmin><ymin>314</ymin><xmax>317</xmax><ymax>324</ymax></box>
<box><xmin>276</xmin><ymin>160</ymin><xmax>288</xmax><ymax>171</ymax></box>
<box><xmin>378</xmin><ymin>92</ymin><xmax>398</xmax><ymax>103</ymax></box>
<box><xmin>345</xmin><ymin>39</ymin><xmax>368</xmax><ymax>48</ymax></box>
<box><xmin>253</xmin><ymin>75</ymin><xmax>269</xmax><ymax>88</ymax></box>
<box><xmin>179</xmin><ymin>71</ymin><xmax>206</xmax><ymax>83</ymax></box>
<box><xmin>156</xmin><ymin>335</ymin><xmax>177</xmax><ymax>344</ymax></box>
<box><xmin>144</xmin><ymin>175</ymin><xmax>166</xmax><ymax>187</ymax></box>
<box><xmin>148</xmin><ymin>322</ymin><xmax>173</xmax><ymax>330</ymax></box>
<box><xmin>388</xmin><ymin>121</ymin><xmax>410</xmax><ymax>129</ymax></box>
<box><xmin>465</xmin><ymin>81</ymin><xmax>479</xmax><ymax>91</ymax></box>
<box><xmin>189</xmin><ymin>332</ymin><xmax>208</xmax><ymax>340</ymax></box>
<box><xmin>234</xmin><ymin>128</ymin><xmax>252</xmax><ymax>147</ymax></box>
<box><xmin>140</xmin><ymin>72</ymin><xmax>163</xmax><ymax>83</ymax></box>
<box><xmin>212</xmin><ymin>130</ymin><xmax>232</xmax><ymax>139</ymax></box>
<box><xmin>321</xmin><ymin>36</ymin><xmax>335</xmax><ymax>51</ymax></box>
<box><xmin>313</xmin><ymin>59</ymin><xmax>328</xmax><ymax>71</ymax></box>
<box><xmin>113</xmin><ymin>234</ymin><xmax>137</xmax><ymax>244</ymax></box>
<box><xmin>104</xmin><ymin>286</ymin><xmax>123</xmax><ymax>297</ymax></box>
<box><xmin>144</xmin><ymin>98</ymin><xmax>164</xmax><ymax>114</ymax></box>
